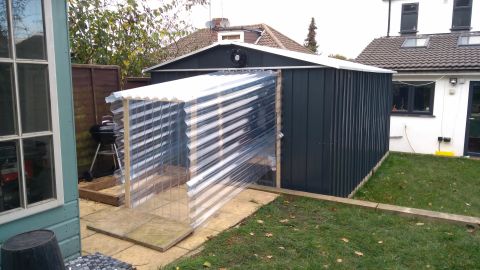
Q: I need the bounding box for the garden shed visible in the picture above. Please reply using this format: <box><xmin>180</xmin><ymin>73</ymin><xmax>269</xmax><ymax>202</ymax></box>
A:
<box><xmin>143</xmin><ymin>41</ymin><xmax>394</xmax><ymax>197</ymax></box>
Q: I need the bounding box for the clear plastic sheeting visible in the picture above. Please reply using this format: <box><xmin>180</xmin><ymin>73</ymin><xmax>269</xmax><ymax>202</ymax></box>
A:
<box><xmin>106</xmin><ymin>71</ymin><xmax>277</xmax><ymax>228</ymax></box>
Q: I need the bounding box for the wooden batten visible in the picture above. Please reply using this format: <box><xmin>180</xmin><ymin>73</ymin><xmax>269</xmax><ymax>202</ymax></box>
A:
<box><xmin>123</xmin><ymin>99</ymin><xmax>132</xmax><ymax>208</ymax></box>
<box><xmin>275</xmin><ymin>70</ymin><xmax>283</xmax><ymax>188</ymax></box>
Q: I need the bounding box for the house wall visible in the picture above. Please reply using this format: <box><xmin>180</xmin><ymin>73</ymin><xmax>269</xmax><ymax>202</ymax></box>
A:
<box><xmin>387</xmin><ymin>0</ymin><xmax>480</xmax><ymax>35</ymax></box>
<box><xmin>390</xmin><ymin>73</ymin><xmax>479</xmax><ymax>156</ymax></box>
<box><xmin>0</xmin><ymin>0</ymin><xmax>80</xmax><ymax>264</ymax></box>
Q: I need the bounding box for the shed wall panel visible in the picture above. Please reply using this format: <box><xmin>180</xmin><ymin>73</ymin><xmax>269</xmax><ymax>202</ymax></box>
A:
<box><xmin>281</xmin><ymin>69</ymin><xmax>391</xmax><ymax>197</ymax></box>
<box><xmin>290</xmin><ymin>70</ymin><xmax>309</xmax><ymax>190</ymax></box>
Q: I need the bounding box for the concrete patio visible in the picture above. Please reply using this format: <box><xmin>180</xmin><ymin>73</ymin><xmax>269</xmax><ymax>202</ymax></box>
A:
<box><xmin>79</xmin><ymin>188</ymin><xmax>278</xmax><ymax>270</ymax></box>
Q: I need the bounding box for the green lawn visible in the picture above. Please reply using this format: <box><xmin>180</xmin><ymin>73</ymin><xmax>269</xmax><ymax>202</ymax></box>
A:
<box><xmin>167</xmin><ymin>196</ymin><xmax>480</xmax><ymax>270</ymax></box>
<box><xmin>354</xmin><ymin>152</ymin><xmax>480</xmax><ymax>217</ymax></box>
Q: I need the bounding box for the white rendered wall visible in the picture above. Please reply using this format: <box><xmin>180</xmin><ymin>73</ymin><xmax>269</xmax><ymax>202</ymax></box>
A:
<box><xmin>390</xmin><ymin>74</ymin><xmax>479</xmax><ymax>156</ymax></box>
<box><xmin>387</xmin><ymin>0</ymin><xmax>480</xmax><ymax>35</ymax></box>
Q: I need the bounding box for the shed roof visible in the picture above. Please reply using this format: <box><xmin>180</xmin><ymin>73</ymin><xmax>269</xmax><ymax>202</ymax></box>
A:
<box><xmin>356</xmin><ymin>32</ymin><xmax>480</xmax><ymax>72</ymax></box>
<box><xmin>144</xmin><ymin>41</ymin><xmax>394</xmax><ymax>74</ymax></box>
<box><xmin>106</xmin><ymin>71</ymin><xmax>276</xmax><ymax>103</ymax></box>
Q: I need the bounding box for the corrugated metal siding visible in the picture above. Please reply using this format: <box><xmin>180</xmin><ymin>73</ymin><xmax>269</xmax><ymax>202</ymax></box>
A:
<box><xmin>151</xmin><ymin>71</ymin><xmax>211</xmax><ymax>84</ymax></box>
<box><xmin>281</xmin><ymin>68</ymin><xmax>391</xmax><ymax>197</ymax></box>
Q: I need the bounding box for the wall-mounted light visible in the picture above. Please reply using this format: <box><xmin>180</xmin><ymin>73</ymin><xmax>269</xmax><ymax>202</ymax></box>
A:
<box><xmin>449</xmin><ymin>77</ymin><xmax>458</xmax><ymax>86</ymax></box>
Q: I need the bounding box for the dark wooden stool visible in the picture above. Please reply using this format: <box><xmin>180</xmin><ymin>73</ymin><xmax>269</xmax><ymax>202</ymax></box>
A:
<box><xmin>1</xmin><ymin>230</ymin><xmax>66</xmax><ymax>270</ymax></box>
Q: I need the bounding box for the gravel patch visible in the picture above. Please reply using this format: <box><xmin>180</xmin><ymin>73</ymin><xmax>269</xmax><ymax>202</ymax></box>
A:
<box><xmin>65</xmin><ymin>252</ymin><xmax>134</xmax><ymax>270</ymax></box>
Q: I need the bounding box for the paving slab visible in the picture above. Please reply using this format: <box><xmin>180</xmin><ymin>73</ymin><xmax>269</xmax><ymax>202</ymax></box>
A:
<box><xmin>80</xmin><ymin>220</ymin><xmax>96</xmax><ymax>239</ymax></box>
<box><xmin>202</xmin><ymin>210</ymin><xmax>248</xmax><ymax>232</ymax></box>
<box><xmin>235</xmin><ymin>188</ymin><xmax>279</xmax><ymax>205</ymax></box>
<box><xmin>86</xmin><ymin>208</ymin><xmax>156</xmax><ymax>237</ymax></box>
<box><xmin>135</xmin><ymin>196</ymin><xmax>171</xmax><ymax>212</ymax></box>
<box><xmin>125</xmin><ymin>217</ymin><xmax>193</xmax><ymax>252</ymax></box>
<box><xmin>153</xmin><ymin>200</ymin><xmax>190</xmax><ymax>221</ymax></box>
<box><xmin>80</xmin><ymin>186</ymin><xmax>280</xmax><ymax>268</ymax></box>
<box><xmin>175</xmin><ymin>227</ymin><xmax>219</xmax><ymax>251</ymax></box>
<box><xmin>113</xmin><ymin>245</ymin><xmax>190</xmax><ymax>270</ymax></box>
<box><xmin>82</xmin><ymin>233</ymin><xmax>134</xmax><ymax>256</ymax></box>
<box><xmin>79</xmin><ymin>199</ymin><xmax>113</xmax><ymax>217</ymax></box>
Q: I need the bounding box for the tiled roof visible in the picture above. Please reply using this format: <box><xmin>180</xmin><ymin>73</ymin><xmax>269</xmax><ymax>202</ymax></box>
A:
<box><xmin>356</xmin><ymin>32</ymin><xmax>480</xmax><ymax>72</ymax></box>
<box><xmin>165</xmin><ymin>23</ymin><xmax>313</xmax><ymax>61</ymax></box>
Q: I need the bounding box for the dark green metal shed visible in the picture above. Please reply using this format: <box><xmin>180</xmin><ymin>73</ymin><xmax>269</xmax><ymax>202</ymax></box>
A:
<box><xmin>143</xmin><ymin>42</ymin><xmax>393</xmax><ymax>197</ymax></box>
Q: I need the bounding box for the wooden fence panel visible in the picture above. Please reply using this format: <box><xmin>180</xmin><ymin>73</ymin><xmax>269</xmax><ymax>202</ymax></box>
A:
<box><xmin>72</xmin><ymin>64</ymin><xmax>121</xmax><ymax>177</ymax></box>
<box><xmin>124</xmin><ymin>77</ymin><xmax>150</xmax><ymax>89</ymax></box>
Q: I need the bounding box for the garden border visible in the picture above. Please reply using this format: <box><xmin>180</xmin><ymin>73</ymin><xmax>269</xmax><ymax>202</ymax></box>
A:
<box><xmin>249</xmin><ymin>185</ymin><xmax>480</xmax><ymax>226</ymax></box>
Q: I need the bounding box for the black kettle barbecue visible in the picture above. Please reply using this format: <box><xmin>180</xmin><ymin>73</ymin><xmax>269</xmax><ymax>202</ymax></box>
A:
<box><xmin>84</xmin><ymin>116</ymin><xmax>122</xmax><ymax>180</ymax></box>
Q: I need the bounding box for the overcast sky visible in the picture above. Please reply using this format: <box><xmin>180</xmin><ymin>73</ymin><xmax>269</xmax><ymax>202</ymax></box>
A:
<box><xmin>187</xmin><ymin>0</ymin><xmax>390</xmax><ymax>58</ymax></box>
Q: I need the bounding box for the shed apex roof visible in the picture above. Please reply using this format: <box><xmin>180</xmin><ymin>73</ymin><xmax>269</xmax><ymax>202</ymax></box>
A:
<box><xmin>144</xmin><ymin>41</ymin><xmax>395</xmax><ymax>74</ymax></box>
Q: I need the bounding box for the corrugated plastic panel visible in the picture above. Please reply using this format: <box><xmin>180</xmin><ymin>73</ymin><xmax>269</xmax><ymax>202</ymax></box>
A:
<box><xmin>107</xmin><ymin>71</ymin><xmax>277</xmax><ymax>228</ymax></box>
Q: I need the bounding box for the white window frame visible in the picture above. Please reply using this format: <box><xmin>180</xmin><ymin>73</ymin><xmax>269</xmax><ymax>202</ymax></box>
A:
<box><xmin>0</xmin><ymin>0</ymin><xmax>63</xmax><ymax>225</ymax></box>
<box><xmin>218</xmin><ymin>31</ymin><xmax>245</xmax><ymax>42</ymax></box>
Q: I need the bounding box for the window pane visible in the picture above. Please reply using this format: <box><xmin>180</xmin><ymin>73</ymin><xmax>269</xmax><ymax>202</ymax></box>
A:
<box><xmin>402</xmin><ymin>38</ymin><xmax>428</xmax><ymax>47</ymax></box>
<box><xmin>452</xmin><ymin>8</ymin><xmax>471</xmax><ymax>29</ymax></box>
<box><xmin>0</xmin><ymin>140</ymin><xmax>21</xmax><ymax>213</ymax></box>
<box><xmin>18</xmin><ymin>64</ymin><xmax>51</xmax><ymax>133</ymax></box>
<box><xmin>413</xmin><ymin>85</ymin><xmax>433</xmax><ymax>112</ymax></box>
<box><xmin>455</xmin><ymin>0</ymin><xmax>471</xmax><ymax>7</ymax></box>
<box><xmin>13</xmin><ymin>0</ymin><xmax>46</xmax><ymax>59</ymax></box>
<box><xmin>24</xmin><ymin>136</ymin><xmax>55</xmax><ymax>204</ymax></box>
<box><xmin>458</xmin><ymin>35</ymin><xmax>480</xmax><ymax>46</ymax></box>
<box><xmin>222</xmin><ymin>35</ymin><xmax>241</xmax><ymax>40</ymax></box>
<box><xmin>392</xmin><ymin>84</ymin><xmax>409</xmax><ymax>112</ymax></box>
<box><xmin>0</xmin><ymin>63</ymin><xmax>16</xmax><ymax>136</ymax></box>
<box><xmin>0</xmin><ymin>0</ymin><xmax>9</xmax><ymax>57</ymax></box>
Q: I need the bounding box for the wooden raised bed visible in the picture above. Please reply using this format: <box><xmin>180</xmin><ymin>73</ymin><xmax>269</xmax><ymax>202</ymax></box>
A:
<box><xmin>78</xmin><ymin>166</ymin><xmax>189</xmax><ymax>206</ymax></box>
<box><xmin>78</xmin><ymin>175</ymin><xmax>124</xmax><ymax>206</ymax></box>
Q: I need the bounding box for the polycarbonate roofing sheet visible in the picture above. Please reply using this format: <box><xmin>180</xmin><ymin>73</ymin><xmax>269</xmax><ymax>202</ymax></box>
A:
<box><xmin>106</xmin><ymin>71</ymin><xmax>276</xmax><ymax>103</ymax></box>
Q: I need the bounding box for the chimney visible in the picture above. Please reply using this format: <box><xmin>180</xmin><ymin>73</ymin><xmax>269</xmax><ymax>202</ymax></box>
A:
<box><xmin>207</xmin><ymin>18</ymin><xmax>230</xmax><ymax>29</ymax></box>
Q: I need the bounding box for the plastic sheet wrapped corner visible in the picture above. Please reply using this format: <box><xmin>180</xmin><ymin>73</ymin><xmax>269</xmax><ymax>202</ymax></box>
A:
<box><xmin>106</xmin><ymin>71</ymin><xmax>277</xmax><ymax>228</ymax></box>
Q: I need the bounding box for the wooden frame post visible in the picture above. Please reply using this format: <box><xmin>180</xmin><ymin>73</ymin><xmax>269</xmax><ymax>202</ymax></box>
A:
<box><xmin>123</xmin><ymin>99</ymin><xmax>132</xmax><ymax>208</ymax></box>
<box><xmin>275</xmin><ymin>70</ymin><xmax>282</xmax><ymax>188</ymax></box>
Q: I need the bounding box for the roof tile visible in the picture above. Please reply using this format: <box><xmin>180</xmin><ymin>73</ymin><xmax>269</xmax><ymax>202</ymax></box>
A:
<box><xmin>356</xmin><ymin>32</ymin><xmax>480</xmax><ymax>71</ymax></box>
<box><xmin>164</xmin><ymin>23</ymin><xmax>314</xmax><ymax>62</ymax></box>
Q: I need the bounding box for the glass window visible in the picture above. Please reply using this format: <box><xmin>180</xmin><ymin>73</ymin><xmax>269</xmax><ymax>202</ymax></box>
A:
<box><xmin>392</xmin><ymin>85</ymin><xmax>409</xmax><ymax>112</ymax></box>
<box><xmin>452</xmin><ymin>0</ymin><xmax>472</xmax><ymax>30</ymax></box>
<box><xmin>458</xmin><ymin>35</ymin><xmax>480</xmax><ymax>46</ymax></box>
<box><xmin>13</xmin><ymin>0</ymin><xmax>46</xmax><ymax>59</ymax></box>
<box><xmin>221</xmin><ymin>35</ymin><xmax>241</xmax><ymax>40</ymax></box>
<box><xmin>0</xmin><ymin>0</ymin><xmax>58</xmax><ymax>222</ymax></box>
<box><xmin>402</xmin><ymin>38</ymin><xmax>428</xmax><ymax>48</ymax></box>
<box><xmin>413</xmin><ymin>86</ymin><xmax>432</xmax><ymax>112</ymax></box>
<box><xmin>400</xmin><ymin>3</ymin><xmax>419</xmax><ymax>34</ymax></box>
<box><xmin>18</xmin><ymin>64</ymin><xmax>51</xmax><ymax>133</ymax></box>
<box><xmin>392</xmin><ymin>82</ymin><xmax>435</xmax><ymax>115</ymax></box>
<box><xmin>0</xmin><ymin>141</ymin><xmax>21</xmax><ymax>213</ymax></box>
<box><xmin>24</xmin><ymin>136</ymin><xmax>54</xmax><ymax>204</ymax></box>
<box><xmin>0</xmin><ymin>0</ymin><xmax>10</xmax><ymax>58</ymax></box>
<box><xmin>0</xmin><ymin>63</ymin><xmax>15</xmax><ymax>136</ymax></box>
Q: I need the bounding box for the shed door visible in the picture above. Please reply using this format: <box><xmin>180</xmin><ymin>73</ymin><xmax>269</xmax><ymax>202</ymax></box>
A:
<box><xmin>465</xmin><ymin>82</ymin><xmax>480</xmax><ymax>156</ymax></box>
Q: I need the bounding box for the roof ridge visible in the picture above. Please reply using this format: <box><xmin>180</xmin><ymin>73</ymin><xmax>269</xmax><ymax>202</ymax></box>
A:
<box><xmin>261</xmin><ymin>23</ymin><xmax>286</xmax><ymax>49</ymax></box>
